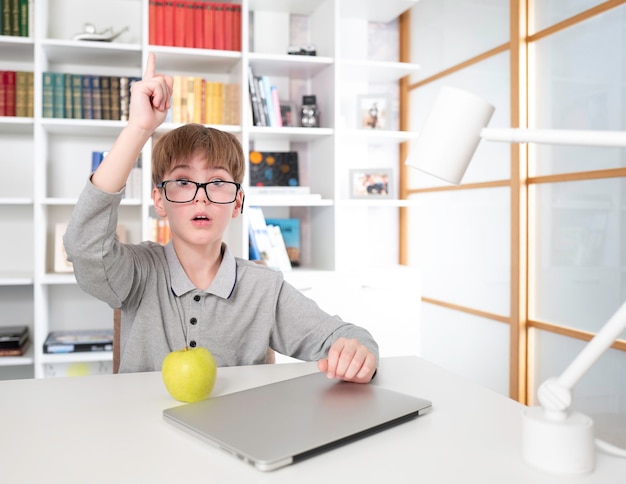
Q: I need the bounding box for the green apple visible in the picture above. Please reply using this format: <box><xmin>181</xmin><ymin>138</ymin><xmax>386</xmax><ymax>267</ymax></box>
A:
<box><xmin>162</xmin><ymin>346</ymin><xmax>217</xmax><ymax>403</ymax></box>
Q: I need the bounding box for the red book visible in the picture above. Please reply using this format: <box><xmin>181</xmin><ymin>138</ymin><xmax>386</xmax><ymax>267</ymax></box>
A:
<box><xmin>232</xmin><ymin>4</ymin><xmax>241</xmax><ymax>51</ymax></box>
<box><xmin>184</xmin><ymin>0</ymin><xmax>195</xmax><ymax>48</ymax></box>
<box><xmin>0</xmin><ymin>71</ymin><xmax>6</xmax><ymax>116</ymax></box>
<box><xmin>5</xmin><ymin>70</ymin><xmax>16</xmax><ymax>117</ymax></box>
<box><xmin>155</xmin><ymin>0</ymin><xmax>165</xmax><ymax>45</ymax></box>
<box><xmin>193</xmin><ymin>2</ymin><xmax>204</xmax><ymax>49</ymax></box>
<box><xmin>148</xmin><ymin>0</ymin><xmax>157</xmax><ymax>45</ymax></box>
<box><xmin>203</xmin><ymin>2</ymin><xmax>214</xmax><ymax>50</ymax></box>
<box><xmin>174</xmin><ymin>0</ymin><xmax>186</xmax><ymax>47</ymax></box>
<box><xmin>223</xmin><ymin>3</ymin><xmax>233</xmax><ymax>51</ymax></box>
<box><xmin>163</xmin><ymin>0</ymin><xmax>175</xmax><ymax>46</ymax></box>
<box><xmin>213</xmin><ymin>2</ymin><xmax>225</xmax><ymax>50</ymax></box>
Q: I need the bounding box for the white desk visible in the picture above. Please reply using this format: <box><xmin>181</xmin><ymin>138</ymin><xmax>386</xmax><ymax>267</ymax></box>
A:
<box><xmin>1</xmin><ymin>356</ymin><xmax>623</xmax><ymax>483</ymax></box>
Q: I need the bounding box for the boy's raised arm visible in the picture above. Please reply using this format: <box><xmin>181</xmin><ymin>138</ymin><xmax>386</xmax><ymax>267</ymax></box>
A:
<box><xmin>91</xmin><ymin>53</ymin><xmax>173</xmax><ymax>194</ymax></box>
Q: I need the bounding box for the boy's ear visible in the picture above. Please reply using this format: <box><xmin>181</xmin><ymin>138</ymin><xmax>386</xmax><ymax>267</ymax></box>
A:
<box><xmin>231</xmin><ymin>190</ymin><xmax>244</xmax><ymax>218</ymax></box>
<box><xmin>153</xmin><ymin>186</ymin><xmax>167</xmax><ymax>217</ymax></box>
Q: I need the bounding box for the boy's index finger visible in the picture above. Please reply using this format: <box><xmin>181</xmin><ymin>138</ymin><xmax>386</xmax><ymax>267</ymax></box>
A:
<box><xmin>143</xmin><ymin>52</ymin><xmax>156</xmax><ymax>80</ymax></box>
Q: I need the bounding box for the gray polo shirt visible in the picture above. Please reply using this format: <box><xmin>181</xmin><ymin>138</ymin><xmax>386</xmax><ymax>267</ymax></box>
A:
<box><xmin>64</xmin><ymin>181</ymin><xmax>379</xmax><ymax>373</ymax></box>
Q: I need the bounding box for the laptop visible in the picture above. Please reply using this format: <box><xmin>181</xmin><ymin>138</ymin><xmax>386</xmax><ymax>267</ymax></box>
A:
<box><xmin>163</xmin><ymin>371</ymin><xmax>432</xmax><ymax>471</ymax></box>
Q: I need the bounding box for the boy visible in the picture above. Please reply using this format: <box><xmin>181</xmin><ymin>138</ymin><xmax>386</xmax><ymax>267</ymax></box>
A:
<box><xmin>64</xmin><ymin>54</ymin><xmax>378</xmax><ymax>383</ymax></box>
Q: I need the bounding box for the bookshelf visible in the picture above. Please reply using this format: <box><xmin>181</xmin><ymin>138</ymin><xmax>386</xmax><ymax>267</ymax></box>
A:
<box><xmin>0</xmin><ymin>0</ymin><xmax>419</xmax><ymax>379</ymax></box>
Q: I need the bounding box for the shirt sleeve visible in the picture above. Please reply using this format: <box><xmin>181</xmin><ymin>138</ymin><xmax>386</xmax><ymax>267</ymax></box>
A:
<box><xmin>270</xmin><ymin>279</ymin><xmax>380</xmax><ymax>365</ymax></box>
<box><xmin>63</xmin><ymin>179</ymin><xmax>136</xmax><ymax>308</ymax></box>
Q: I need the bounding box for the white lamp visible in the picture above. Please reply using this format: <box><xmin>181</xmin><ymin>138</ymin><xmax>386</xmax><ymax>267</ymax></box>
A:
<box><xmin>406</xmin><ymin>86</ymin><xmax>626</xmax><ymax>474</ymax></box>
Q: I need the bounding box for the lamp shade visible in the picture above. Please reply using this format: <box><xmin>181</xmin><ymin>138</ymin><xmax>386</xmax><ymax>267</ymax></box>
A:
<box><xmin>406</xmin><ymin>86</ymin><xmax>495</xmax><ymax>184</ymax></box>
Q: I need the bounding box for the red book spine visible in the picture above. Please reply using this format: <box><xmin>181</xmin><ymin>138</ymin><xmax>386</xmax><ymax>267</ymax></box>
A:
<box><xmin>174</xmin><ymin>0</ymin><xmax>186</xmax><ymax>47</ymax></box>
<box><xmin>184</xmin><ymin>0</ymin><xmax>195</xmax><ymax>48</ymax></box>
<box><xmin>148</xmin><ymin>0</ymin><xmax>157</xmax><ymax>45</ymax></box>
<box><xmin>203</xmin><ymin>2</ymin><xmax>214</xmax><ymax>50</ymax></box>
<box><xmin>193</xmin><ymin>2</ymin><xmax>204</xmax><ymax>49</ymax></box>
<box><xmin>213</xmin><ymin>3</ymin><xmax>225</xmax><ymax>51</ymax></box>
<box><xmin>155</xmin><ymin>0</ymin><xmax>165</xmax><ymax>45</ymax></box>
<box><xmin>232</xmin><ymin>4</ymin><xmax>241</xmax><ymax>51</ymax></box>
<box><xmin>5</xmin><ymin>70</ymin><xmax>16</xmax><ymax>117</ymax></box>
<box><xmin>163</xmin><ymin>0</ymin><xmax>175</xmax><ymax>46</ymax></box>
<box><xmin>0</xmin><ymin>71</ymin><xmax>6</xmax><ymax>117</ymax></box>
<box><xmin>223</xmin><ymin>3</ymin><xmax>233</xmax><ymax>51</ymax></box>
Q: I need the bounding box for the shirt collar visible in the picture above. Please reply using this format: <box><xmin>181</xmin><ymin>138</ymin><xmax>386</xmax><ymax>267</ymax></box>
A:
<box><xmin>165</xmin><ymin>242</ymin><xmax>237</xmax><ymax>299</ymax></box>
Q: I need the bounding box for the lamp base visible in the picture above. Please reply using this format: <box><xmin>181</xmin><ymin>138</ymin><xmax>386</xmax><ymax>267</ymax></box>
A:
<box><xmin>522</xmin><ymin>406</ymin><xmax>594</xmax><ymax>475</ymax></box>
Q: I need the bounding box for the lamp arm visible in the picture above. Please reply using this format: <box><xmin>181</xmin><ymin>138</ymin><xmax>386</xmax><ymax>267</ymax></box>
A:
<box><xmin>537</xmin><ymin>300</ymin><xmax>626</xmax><ymax>418</ymax></box>
<box><xmin>480</xmin><ymin>128</ymin><xmax>626</xmax><ymax>148</ymax></box>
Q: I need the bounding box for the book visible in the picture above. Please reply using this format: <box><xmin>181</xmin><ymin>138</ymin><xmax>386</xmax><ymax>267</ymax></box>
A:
<box><xmin>0</xmin><ymin>339</ymin><xmax>30</xmax><ymax>356</ymax></box>
<box><xmin>71</xmin><ymin>74</ymin><xmax>83</xmax><ymax>119</ymax></box>
<box><xmin>248</xmin><ymin>151</ymin><xmax>299</xmax><ymax>187</ymax></box>
<box><xmin>247</xmin><ymin>67</ymin><xmax>263</xmax><ymax>126</ymax></box>
<box><xmin>4</xmin><ymin>69</ymin><xmax>15</xmax><ymax>116</ymax></box>
<box><xmin>63</xmin><ymin>72</ymin><xmax>72</xmax><ymax>119</ymax></box>
<box><xmin>110</xmin><ymin>76</ymin><xmax>120</xmax><ymax>120</ymax></box>
<box><xmin>265</xmin><ymin>218</ymin><xmax>301</xmax><ymax>266</ymax></box>
<box><xmin>43</xmin><ymin>329</ymin><xmax>114</xmax><ymax>354</ymax></box>
<box><xmin>100</xmin><ymin>76</ymin><xmax>112</xmax><ymax>120</ymax></box>
<box><xmin>247</xmin><ymin>206</ymin><xmax>291</xmax><ymax>272</ymax></box>
<box><xmin>91</xmin><ymin>75</ymin><xmax>102</xmax><ymax>119</ymax></box>
<box><xmin>174</xmin><ymin>0</ymin><xmax>185</xmax><ymax>47</ymax></box>
<box><xmin>41</xmin><ymin>71</ymin><xmax>54</xmax><ymax>118</ymax></box>
<box><xmin>213</xmin><ymin>2</ymin><xmax>225</xmax><ymax>50</ymax></box>
<box><xmin>184</xmin><ymin>0</ymin><xmax>195</xmax><ymax>48</ymax></box>
<box><xmin>203</xmin><ymin>1</ymin><xmax>214</xmax><ymax>49</ymax></box>
<box><xmin>163</xmin><ymin>0</ymin><xmax>175</xmax><ymax>46</ymax></box>
<box><xmin>52</xmin><ymin>72</ymin><xmax>65</xmax><ymax>118</ymax></box>
<box><xmin>81</xmin><ymin>74</ymin><xmax>93</xmax><ymax>119</ymax></box>
<box><xmin>0</xmin><ymin>325</ymin><xmax>29</xmax><ymax>349</ymax></box>
<box><xmin>15</xmin><ymin>70</ymin><xmax>28</xmax><ymax>117</ymax></box>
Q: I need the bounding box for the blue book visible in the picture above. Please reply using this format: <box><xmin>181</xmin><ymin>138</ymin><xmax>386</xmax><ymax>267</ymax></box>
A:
<box><xmin>265</xmin><ymin>218</ymin><xmax>300</xmax><ymax>266</ymax></box>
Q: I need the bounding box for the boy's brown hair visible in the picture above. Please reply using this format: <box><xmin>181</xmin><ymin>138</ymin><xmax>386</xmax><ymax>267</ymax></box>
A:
<box><xmin>151</xmin><ymin>124</ymin><xmax>245</xmax><ymax>186</ymax></box>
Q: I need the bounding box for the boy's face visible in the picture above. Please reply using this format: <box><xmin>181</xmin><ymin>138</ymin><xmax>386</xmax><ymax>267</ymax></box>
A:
<box><xmin>152</xmin><ymin>153</ymin><xmax>243</xmax><ymax>250</ymax></box>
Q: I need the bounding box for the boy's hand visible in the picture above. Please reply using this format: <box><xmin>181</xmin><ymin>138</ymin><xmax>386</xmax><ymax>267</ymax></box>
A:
<box><xmin>128</xmin><ymin>52</ymin><xmax>173</xmax><ymax>132</ymax></box>
<box><xmin>318</xmin><ymin>338</ymin><xmax>377</xmax><ymax>383</ymax></box>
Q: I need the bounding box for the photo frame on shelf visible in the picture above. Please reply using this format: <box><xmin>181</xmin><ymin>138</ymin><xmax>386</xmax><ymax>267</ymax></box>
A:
<box><xmin>356</xmin><ymin>94</ymin><xmax>391</xmax><ymax>129</ymax></box>
<box><xmin>280</xmin><ymin>101</ymin><xmax>298</xmax><ymax>127</ymax></box>
<box><xmin>349</xmin><ymin>169</ymin><xmax>393</xmax><ymax>199</ymax></box>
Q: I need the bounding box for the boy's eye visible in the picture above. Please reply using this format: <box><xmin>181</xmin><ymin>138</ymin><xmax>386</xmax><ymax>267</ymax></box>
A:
<box><xmin>175</xmin><ymin>179</ymin><xmax>191</xmax><ymax>186</ymax></box>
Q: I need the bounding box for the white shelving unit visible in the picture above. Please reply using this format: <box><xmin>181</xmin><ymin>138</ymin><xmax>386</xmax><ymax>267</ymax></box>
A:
<box><xmin>0</xmin><ymin>0</ymin><xmax>419</xmax><ymax>379</ymax></box>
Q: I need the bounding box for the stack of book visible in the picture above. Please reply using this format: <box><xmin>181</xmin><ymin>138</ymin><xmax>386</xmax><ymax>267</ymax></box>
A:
<box><xmin>247</xmin><ymin>69</ymin><xmax>285</xmax><ymax>127</ymax></box>
<box><xmin>0</xmin><ymin>325</ymin><xmax>30</xmax><ymax>357</ymax></box>
<box><xmin>43</xmin><ymin>329</ymin><xmax>114</xmax><ymax>354</ymax></box>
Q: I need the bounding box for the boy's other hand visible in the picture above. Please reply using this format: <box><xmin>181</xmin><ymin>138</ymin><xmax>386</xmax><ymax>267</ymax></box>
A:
<box><xmin>318</xmin><ymin>338</ymin><xmax>377</xmax><ymax>383</ymax></box>
<box><xmin>128</xmin><ymin>52</ymin><xmax>173</xmax><ymax>132</ymax></box>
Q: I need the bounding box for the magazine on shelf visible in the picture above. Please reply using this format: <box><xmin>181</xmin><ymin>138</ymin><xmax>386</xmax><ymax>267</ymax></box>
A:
<box><xmin>43</xmin><ymin>329</ymin><xmax>114</xmax><ymax>354</ymax></box>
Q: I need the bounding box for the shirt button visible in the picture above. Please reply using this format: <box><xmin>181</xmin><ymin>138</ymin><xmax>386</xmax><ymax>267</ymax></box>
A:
<box><xmin>190</xmin><ymin>317</ymin><xmax>197</xmax><ymax>325</ymax></box>
<box><xmin>194</xmin><ymin>295</ymin><xmax>201</xmax><ymax>302</ymax></box>
<box><xmin>189</xmin><ymin>340</ymin><xmax>197</xmax><ymax>348</ymax></box>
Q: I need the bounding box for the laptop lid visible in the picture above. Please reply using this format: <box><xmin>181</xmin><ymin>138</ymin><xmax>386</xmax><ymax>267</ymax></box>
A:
<box><xmin>163</xmin><ymin>371</ymin><xmax>432</xmax><ymax>471</ymax></box>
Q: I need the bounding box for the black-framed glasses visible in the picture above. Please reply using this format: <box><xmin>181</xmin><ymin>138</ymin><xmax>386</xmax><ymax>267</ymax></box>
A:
<box><xmin>156</xmin><ymin>179</ymin><xmax>242</xmax><ymax>205</ymax></box>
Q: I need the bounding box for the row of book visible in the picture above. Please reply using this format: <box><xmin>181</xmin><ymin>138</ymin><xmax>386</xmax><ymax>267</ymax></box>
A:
<box><xmin>248</xmin><ymin>207</ymin><xmax>301</xmax><ymax>271</ymax></box>
<box><xmin>148</xmin><ymin>0</ymin><xmax>241</xmax><ymax>51</ymax></box>
<box><xmin>168</xmin><ymin>76</ymin><xmax>240</xmax><ymax>126</ymax></box>
<box><xmin>0</xmin><ymin>325</ymin><xmax>113</xmax><ymax>356</ymax></box>
<box><xmin>0</xmin><ymin>70</ymin><xmax>33</xmax><ymax>117</ymax></box>
<box><xmin>1</xmin><ymin>0</ymin><xmax>29</xmax><ymax>37</ymax></box>
<box><xmin>247</xmin><ymin>68</ymin><xmax>286</xmax><ymax>127</ymax></box>
<box><xmin>149</xmin><ymin>217</ymin><xmax>172</xmax><ymax>245</ymax></box>
<box><xmin>42</xmin><ymin>72</ymin><xmax>141</xmax><ymax>121</ymax></box>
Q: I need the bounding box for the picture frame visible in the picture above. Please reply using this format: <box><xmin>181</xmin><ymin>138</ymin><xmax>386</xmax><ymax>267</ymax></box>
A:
<box><xmin>349</xmin><ymin>169</ymin><xmax>393</xmax><ymax>199</ymax></box>
<box><xmin>356</xmin><ymin>94</ymin><xmax>391</xmax><ymax>129</ymax></box>
<box><xmin>279</xmin><ymin>101</ymin><xmax>298</xmax><ymax>127</ymax></box>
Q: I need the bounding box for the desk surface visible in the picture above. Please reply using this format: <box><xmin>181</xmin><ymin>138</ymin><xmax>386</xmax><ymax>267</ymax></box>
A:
<box><xmin>1</xmin><ymin>356</ymin><xmax>623</xmax><ymax>483</ymax></box>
